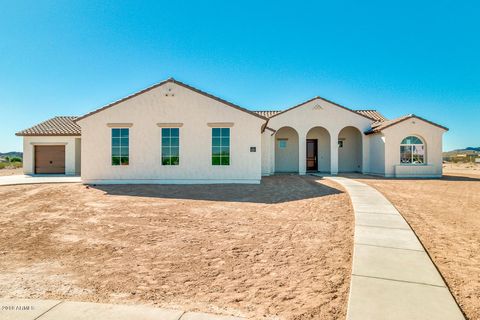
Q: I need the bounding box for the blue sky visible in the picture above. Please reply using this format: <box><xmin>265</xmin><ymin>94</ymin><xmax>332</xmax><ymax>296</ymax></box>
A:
<box><xmin>1</xmin><ymin>0</ymin><xmax>479</xmax><ymax>152</ymax></box>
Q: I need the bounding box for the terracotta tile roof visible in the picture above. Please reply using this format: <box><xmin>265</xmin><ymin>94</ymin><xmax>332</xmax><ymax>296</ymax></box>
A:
<box><xmin>356</xmin><ymin>110</ymin><xmax>387</xmax><ymax>123</ymax></box>
<box><xmin>253</xmin><ymin>110</ymin><xmax>282</xmax><ymax>118</ymax></box>
<box><xmin>366</xmin><ymin>114</ymin><xmax>448</xmax><ymax>134</ymax></box>
<box><xmin>16</xmin><ymin>116</ymin><xmax>81</xmax><ymax>136</ymax></box>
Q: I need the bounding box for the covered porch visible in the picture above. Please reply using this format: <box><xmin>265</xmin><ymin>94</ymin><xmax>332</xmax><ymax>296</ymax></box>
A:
<box><xmin>273</xmin><ymin>126</ymin><xmax>365</xmax><ymax>175</ymax></box>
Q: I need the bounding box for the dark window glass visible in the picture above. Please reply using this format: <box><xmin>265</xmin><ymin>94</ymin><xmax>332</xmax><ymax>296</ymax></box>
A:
<box><xmin>112</xmin><ymin>128</ymin><xmax>121</xmax><ymax>137</ymax></box>
<box><xmin>212</xmin><ymin>128</ymin><xmax>230</xmax><ymax>165</ymax></box>
<box><xmin>162</xmin><ymin>128</ymin><xmax>180</xmax><ymax>165</ymax></box>
<box><xmin>112</xmin><ymin>128</ymin><xmax>129</xmax><ymax>165</ymax></box>
<box><xmin>212</xmin><ymin>128</ymin><xmax>221</xmax><ymax>137</ymax></box>
<box><xmin>400</xmin><ymin>136</ymin><xmax>425</xmax><ymax>164</ymax></box>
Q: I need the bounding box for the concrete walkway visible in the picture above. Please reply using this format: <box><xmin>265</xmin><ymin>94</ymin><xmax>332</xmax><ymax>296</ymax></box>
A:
<box><xmin>0</xmin><ymin>298</ymin><xmax>244</xmax><ymax>320</ymax></box>
<box><xmin>0</xmin><ymin>175</ymin><xmax>81</xmax><ymax>186</ymax></box>
<box><xmin>326</xmin><ymin>176</ymin><xmax>465</xmax><ymax>320</ymax></box>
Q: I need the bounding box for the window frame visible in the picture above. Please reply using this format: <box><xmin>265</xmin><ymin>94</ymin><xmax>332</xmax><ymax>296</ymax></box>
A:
<box><xmin>212</xmin><ymin>127</ymin><xmax>230</xmax><ymax>166</ymax></box>
<box><xmin>400</xmin><ymin>136</ymin><xmax>425</xmax><ymax>165</ymax></box>
<box><xmin>278</xmin><ymin>139</ymin><xmax>287</xmax><ymax>149</ymax></box>
<box><xmin>111</xmin><ymin>128</ymin><xmax>129</xmax><ymax>166</ymax></box>
<box><xmin>161</xmin><ymin>128</ymin><xmax>180</xmax><ymax>166</ymax></box>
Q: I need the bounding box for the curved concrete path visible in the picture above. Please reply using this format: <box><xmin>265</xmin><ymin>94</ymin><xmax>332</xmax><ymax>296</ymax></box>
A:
<box><xmin>0</xmin><ymin>298</ymin><xmax>244</xmax><ymax>320</ymax></box>
<box><xmin>326</xmin><ymin>176</ymin><xmax>465</xmax><ymax>320</ymax></box>
<box><xmin>0</xmin><ymin>175</ymin><xmax>81</xmax><ymax>186</ymax></box>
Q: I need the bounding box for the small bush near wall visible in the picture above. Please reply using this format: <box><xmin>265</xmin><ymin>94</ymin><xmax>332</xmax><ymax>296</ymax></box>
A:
<box><xmin>0</xmin><ymin>161</ymin><xmax>22</xmax><ymax>170</ymax></box>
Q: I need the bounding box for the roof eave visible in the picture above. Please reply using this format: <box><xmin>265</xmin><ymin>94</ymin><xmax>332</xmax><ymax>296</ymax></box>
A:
<box><xmin>75</xmin><ymin>78</ymin><xmax>268</xmax><ymax>123</ymax></box>
<box><xmin>269</xmin><ymin>96</ymin><xmax>377</xmax><ymax>121</ymax></box>
<box><xmin>15</xmin><ymin>133</ymin><xmax>81</xmax><ymax>137</ymax></box>
<box><xmin>365</xmin><ymin>115</ymin><xmax>449</xmax><ymax>134</ymax></box>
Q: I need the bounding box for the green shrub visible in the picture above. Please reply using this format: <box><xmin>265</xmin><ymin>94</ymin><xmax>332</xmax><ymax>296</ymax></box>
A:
<box><xmin>0</xmin><ymin>161</ymin><xmax>22</xmax><ymax>169</ymax></box>
<box><xmin>12</xmin><ymin>162</ymin><xmax>22</xmax><ymax>168</ymax></box>
<box><xmin>9</xmin><ymin>157</ymin><xmax>22</xmax><ymax>163</ymax></box>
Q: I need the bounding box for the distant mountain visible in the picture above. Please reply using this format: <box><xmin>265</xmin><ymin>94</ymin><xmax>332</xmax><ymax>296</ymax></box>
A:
<box><xmin>0</xmin><ymin>151</ymin><xmax>23</xmax><ymax>159</ymax></box>
<box><xmin>443</xmin><ymin>147</ymin><xmax>480</xmax><ymax>159</ymax></box>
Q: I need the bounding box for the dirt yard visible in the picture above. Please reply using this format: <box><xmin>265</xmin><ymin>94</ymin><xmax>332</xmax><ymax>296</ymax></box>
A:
<box><xmin>443</xmin><ymin>162</ymin><xmax>480</xmax><ymax>177</ymax></box>
<box><xmin>0</xmin><ymin>167</ymin><xmax>22</xmax><ymax>176</ymax></box>
<box><xmin>353</xmin><ymin>172</ymin><xmax>480</xmax><ymax>320</ymax></box>
<box><xmin>0</xmin><ymin>175</ymin><xmax>353</xmax><ymax>319</ymax></box>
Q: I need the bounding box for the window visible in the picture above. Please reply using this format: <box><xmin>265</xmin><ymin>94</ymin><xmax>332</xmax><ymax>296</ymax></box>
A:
<box><xmin>112</xmin><ymin>128</ymin><xmax>129</xmax><ymax>165</ymax></box>
<box><xmin>338</xmin><ymin>140</ymin><xmax>344</xmax><ymax>148</ymax></box>
<box><xmin>400</xmin><ymin>136</ymin><xmax>425</xmax><ymax>164</ymax></box>
<box><xmin>162</xmin><ymin>128</ymin><xmax>179</xmax><ymax>165</ymax></box>
<box><xmin>278</xmin><ymin>140</ymin><xmax>287</xmax><ymax>149</ymax></box>
<box><xmin>212</xmin><ymin>128</ymin><xmax>230</xmax><ymax>165</ymax></box>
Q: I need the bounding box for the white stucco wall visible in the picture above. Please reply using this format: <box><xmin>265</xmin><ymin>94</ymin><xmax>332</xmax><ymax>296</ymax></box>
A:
<box><xmin>274</xmin><ymin>127</ymin><xmax>299</xmax><ymax>172</ymax></box>
<box><xmin>22</xmin><ymin>136</ymin><xmax>80</xmax><ymax>175</ymax></box>
<box><xmin>267</xmin><ymin>98</ymin><xmax>373</xmax><ymax>174</ymax></box>
<box><xmin>367</xmin><ymin>134</ymin><xmax>385</xmax><ymax>175</ymax></box>
<box><xmin>77</xmin><ymin>82</ymin><xmax>265</xmax><ymax>184</ymax></box>
<box><xmin>75</xmin><ymin>138</ymin><xmax>81</xmax><ymax>174</ymax></box>
<box><xmin>261</xmin><ymin>131</ymin><xmax>273</xmax><ymax>176</ymax></box>
<box><xmin>382</xmin><ymin>117</ymin><xmax>446</xmax><ymax>177</ymax></box>
<box><xmin>338</xmin><ymin>126</ymin><xmax>363</xmax><ymax>172</ymax></box>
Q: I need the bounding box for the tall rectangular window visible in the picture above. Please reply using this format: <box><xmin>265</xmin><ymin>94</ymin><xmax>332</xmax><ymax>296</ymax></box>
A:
<box><xmin>212</xmin><ymin>128</ymin><xmax>230</xmax><ymax>165</ymax></box>
<box><xmin>112</xmin><ymin>128</ymin><xmax>129</xmax><ymax>165</ymax></box>
<box><xmin>162</xmin><ymin>128</ymin><xmax>179</xmax><ymax>165</ymax></box>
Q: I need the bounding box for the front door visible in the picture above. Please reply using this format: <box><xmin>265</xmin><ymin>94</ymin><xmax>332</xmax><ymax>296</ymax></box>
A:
<box><xmin>306</xmin><ymin>139</ymin><xmax>318</xmax><ymax>171</ymax></box>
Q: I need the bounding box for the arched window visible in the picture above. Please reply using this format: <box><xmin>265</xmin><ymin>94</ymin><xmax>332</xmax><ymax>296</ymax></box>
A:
<box><xmin>400</xmin><ymin>136</ymin><xmax>425</xmax><ymax>164</ymax></box>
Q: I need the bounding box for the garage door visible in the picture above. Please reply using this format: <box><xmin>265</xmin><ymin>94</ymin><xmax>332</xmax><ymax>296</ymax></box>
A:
<box><xmin>35</xmin><ymin>145</ymin><xmax>65</xmax><ymax>174</ymax></box>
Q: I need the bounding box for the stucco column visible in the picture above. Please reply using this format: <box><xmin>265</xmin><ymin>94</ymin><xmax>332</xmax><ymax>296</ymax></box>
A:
<box><xmin>298</xmin><ymin>131</ymin><xmax>307</xmax><ymax>175</ymax></box>
<box><xmin>330</xmin><ymin>131</ymin><xmax>339</xmax><ymax>175</ymax></box>
<box><xmin>361</xmin><ymin>134</ymin><xmax>368</xmax><ymax>174</ymax></box>
<box><xmin>270</xmin><ymin>133</ymin><xmax>276</xmax><ymax>174</ymax></box>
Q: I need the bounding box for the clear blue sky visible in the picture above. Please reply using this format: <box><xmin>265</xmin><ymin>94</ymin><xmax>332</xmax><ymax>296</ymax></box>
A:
<box><xmin>1</xmin><ymin>0</ymin><xmax>479</xmax><ymax>152</ymax></box>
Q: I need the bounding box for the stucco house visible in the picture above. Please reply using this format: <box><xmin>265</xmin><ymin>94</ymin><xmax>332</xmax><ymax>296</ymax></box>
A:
<box><xmin>16</xmin><ymin>78</ymin><xmax>448</xmax><ymax>183</ymax></box>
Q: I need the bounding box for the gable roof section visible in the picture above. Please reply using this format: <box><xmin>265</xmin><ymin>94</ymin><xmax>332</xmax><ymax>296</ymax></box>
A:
<box><xmin>267</xmin><ymin>96</ymin><xmax>377</xmax><ymax>121</ymax></box>
<box><xmin>356</xmin><ymin>110</ymin><xmax>387</xmax><ymax>123</ymax></box>
<box><xmin>16</xmin><ymin>116</ymin><xmax>81</xmax><ymax>136</ymax></box>
<box><xmin>254</xmin><ymin>110</ymin><xmax>282</xmax><ymax>118</ymax></box>
<box><xmin>365</xmin><ymin>114</ymin><xmax>448</xmax><ymax>135</ymax></box>
<box><xmin>75</xmin><ymin>78</ymin><xmax>268</xmax><ymax>122</ymax></box>
<box><xmin>255</xmin><ymin>109</ymin><xmax>386</xmax><ymax>122</ymax></box>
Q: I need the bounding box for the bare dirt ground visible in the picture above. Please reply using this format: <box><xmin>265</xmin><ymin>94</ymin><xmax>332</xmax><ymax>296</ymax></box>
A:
<box><xmin>0</xmin><ymin>167</ymin><xmax>23</xmax><ymax>176</ymax></box>
<box><xmin>352</xmin><ymin>170</ymin><xmax>480</xmax><ymax>320</ymax></box>
<box><xmin>0</xmin><ymin>175</ymin><xmax>353</xmax><ymax>319</ymax></box>
<box><xmin>443</xmin><ymin>162</ymin><xmax>480</xmax><ymax>177</ymax></box>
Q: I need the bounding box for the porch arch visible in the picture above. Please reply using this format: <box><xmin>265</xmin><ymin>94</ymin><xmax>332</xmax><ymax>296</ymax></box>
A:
<box><xmin>306</xmin><ymin>126</ymin><xmax>331</xmax><ymax>172</ymax></box>
<box><xmin>275</xmin><ymin>126</ymin><xmax>299</xmax><ymax>173</ymax></box>
<box><xmin>338</xmin><ymin>126</ymin><xmax>363</xmax><ymax>172</ymax></box>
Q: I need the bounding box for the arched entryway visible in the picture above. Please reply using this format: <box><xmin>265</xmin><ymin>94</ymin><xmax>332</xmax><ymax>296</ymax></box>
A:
<box><xmin>306</xmin><ymin>126</ymin><xmax>331</xmax><ymax>172</ymax></box>
<box><xmin>338</xmin><ymin>126</ymin><xmax>363</xmax><ymax>172</ymax></box>
<box><xmin>275</xmin><ymin>126</ymin><xmax>299</xmax><ymax>173</ymax></box>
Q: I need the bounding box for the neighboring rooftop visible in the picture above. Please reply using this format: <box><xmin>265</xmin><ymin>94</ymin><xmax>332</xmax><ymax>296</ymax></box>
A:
<box><xmin>16</xmin><ymin>116</ymin><xmax>81</xmax><ymax>136</ymax></box>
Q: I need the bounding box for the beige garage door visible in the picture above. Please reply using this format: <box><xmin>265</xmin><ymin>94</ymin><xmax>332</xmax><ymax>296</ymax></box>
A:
<box><xmin>35</xmin><ymin>145</ymin><xmax>65</xmax><ymax>174</ymax></box>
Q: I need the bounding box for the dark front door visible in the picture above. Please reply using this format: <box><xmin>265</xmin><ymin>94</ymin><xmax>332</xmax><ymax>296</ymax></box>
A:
<box><xmin>306</xmin><ymin>139</ymin><xmax>318</xmax><ymax>171</ymax></box>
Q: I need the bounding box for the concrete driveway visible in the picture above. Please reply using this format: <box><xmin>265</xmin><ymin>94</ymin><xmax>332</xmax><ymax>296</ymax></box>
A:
<box><xmin>0</xmin><ymin>175</ymin><xmax>81</xmax><ymax>186</ymax></box>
